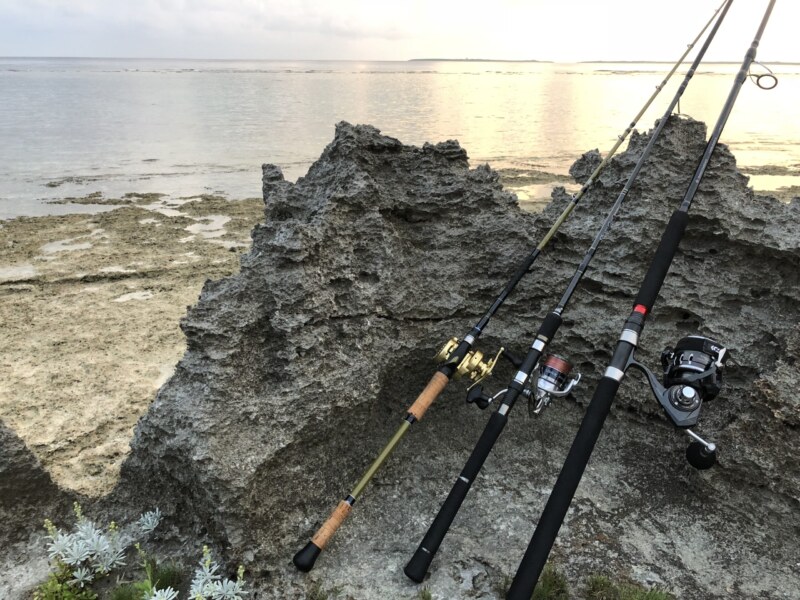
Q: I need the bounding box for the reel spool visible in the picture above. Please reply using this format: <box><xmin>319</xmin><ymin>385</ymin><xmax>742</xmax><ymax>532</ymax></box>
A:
<box><xmin>629</xmin><ymin>334</ymin><xmax>729</xmax><ymax>470</ymax></box>
<box><xmin>661</xmin><ymin>335</ymin><xmax>726</xmax><ymax>402</ymax></box>
<box><xmin>528</xmin><ymin>355</ymin><xmax>581</xmax><ymax>415</ymax></box>
<box><xmin>434</xmin><ymin>337</ymin><xmax>504</xmax><ymax>388</ymax></box>
<box><xmin>466</xmin><ymin>353</ymin><xmax>580</xmax><ymax>413</ymax></box>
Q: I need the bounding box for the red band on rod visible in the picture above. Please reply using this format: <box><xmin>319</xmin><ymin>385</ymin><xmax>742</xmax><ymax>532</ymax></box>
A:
<box><xmin>633</xmin><ymin>304</ymin><xmax>648</xmax><ymax>315</ymax></box>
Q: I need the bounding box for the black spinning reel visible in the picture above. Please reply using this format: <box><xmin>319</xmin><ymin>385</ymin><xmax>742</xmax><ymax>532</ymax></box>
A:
<box><xmin>466</xmin><ymin>354</ymin><xmax>581</xmax><ymax>413</ymax></box>
<box><xmin>628</xmin><ymin>335</ymin><xmax>729</xmax><ymax>470</ymax></box>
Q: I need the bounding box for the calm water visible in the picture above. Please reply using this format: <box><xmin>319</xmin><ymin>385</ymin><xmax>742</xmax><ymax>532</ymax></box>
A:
<box><xmin>0</xmin><ymin>58</ymin><xmax>798</xmax><ymax>219</ymax></box>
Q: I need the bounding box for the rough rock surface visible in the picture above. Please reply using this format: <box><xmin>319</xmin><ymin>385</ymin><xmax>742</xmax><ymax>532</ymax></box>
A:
<box><xmin>0</xmin><ymin>421</ymin><xmax>77</xmax><ymax>597</ymax></box>
<box><xmin>120</xmin><ymin>118</ymin><xmax>800</xmax><ymax>599</ymax></box>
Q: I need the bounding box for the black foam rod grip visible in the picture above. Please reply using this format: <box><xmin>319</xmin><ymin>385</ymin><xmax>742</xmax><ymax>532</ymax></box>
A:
<box><xmin>634</xmin><ymin>210</ymin><xmax>689</xmax><ymax>311</ymax></box>
<box><xmin>538</xmin><ymin>312</ymin><xmax>563</xmax><ymax>341</ymax></box>
<box><xmin>405</xmin><ymin>410</ymin><xmax>508</xmax><ymax>582</ymax></box>
<box><xmin>506</xmin><ymin>375</ymin><xmax>621</xmax><ymax>600</ymax></box>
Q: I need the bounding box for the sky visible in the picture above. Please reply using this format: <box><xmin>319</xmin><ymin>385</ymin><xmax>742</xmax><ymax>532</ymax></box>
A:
<box><xmin>0</xmin><ymin>0</ymin><xmax>797</xmax><ymax>63</ymax></box>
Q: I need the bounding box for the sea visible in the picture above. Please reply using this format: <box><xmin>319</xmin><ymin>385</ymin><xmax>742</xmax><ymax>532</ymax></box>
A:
<box><xmin>0</xmin><ymin>58</ymin><xmax>798</xmax><ymax>220</ymax></box>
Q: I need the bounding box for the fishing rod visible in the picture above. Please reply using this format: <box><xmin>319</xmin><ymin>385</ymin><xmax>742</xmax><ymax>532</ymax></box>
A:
<box><xmin>505</xmin><ymin>2</ymin><xmax>776</xmax><ymax>598</ymax></box>
<box><xmin>403</xmin><ymin>0</ymin><xmax>735</xmax><ymax>583</ymax></box>
<box><xmin>291</xmin><ymin>0</ymin><xmax>730</xmax><ymax>573</ymax></box>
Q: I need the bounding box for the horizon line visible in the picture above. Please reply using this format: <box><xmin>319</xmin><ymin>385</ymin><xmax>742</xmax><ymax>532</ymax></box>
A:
<box><xmin>1</xmin><ymin>55</ymin><xmax>798</xmax><ymax>65</ymax></box>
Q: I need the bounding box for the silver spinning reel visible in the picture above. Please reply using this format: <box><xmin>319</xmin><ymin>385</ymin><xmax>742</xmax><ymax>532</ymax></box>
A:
<box><xmin>527</xmin><ymin>354</ymin><xmax>581</xmax><ymax>414</ymax></box>
<box><xmin>466</xmin><ymin>354</ymin><xmax>581</xmax><ymax>414</ymax></box>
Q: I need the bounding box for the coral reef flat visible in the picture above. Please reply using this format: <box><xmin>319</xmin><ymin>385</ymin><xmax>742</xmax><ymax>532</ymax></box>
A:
<box><xmin>0</xmin><ymin>195</ymin><xmax>264</xmax><ymax>497</ymax></box>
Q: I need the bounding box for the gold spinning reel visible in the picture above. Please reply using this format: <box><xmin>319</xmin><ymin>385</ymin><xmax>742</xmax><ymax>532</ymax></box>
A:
<box><xmin>434</xmin><ymin>337</ymin><xmax>504</xmax><ymax>389</ymax></box>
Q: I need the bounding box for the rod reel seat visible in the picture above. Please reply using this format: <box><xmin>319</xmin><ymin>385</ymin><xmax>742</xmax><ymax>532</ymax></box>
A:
<box><xmin>466</xmin><ymin>354</ymin><xmax>580</xmax><ymax>413</ymax></box>
<box><xmin>434</xmin><ymin>337</ymin><xmax>504</xmax><ymax>388</ymax></box>
<box><xmin>627</xmin><ymin>335</ymin><xmax>729</xmax><ymax>469</ymax></box>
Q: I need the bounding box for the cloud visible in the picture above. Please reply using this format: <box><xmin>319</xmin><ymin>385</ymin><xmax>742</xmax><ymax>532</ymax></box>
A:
<box><xmin>0</xmin><ymin>0</ymin><xmax>797</xmax><ymax>61</ymax></box>
<box><xmin>0</xmin><ymin>0</ymin><xmax>424</xmax><ymax>58</ymax></box>
<box><xmin>0</xmin><ymin>0</ymin><xmax>414</xmax><ymax>41</ymax></box>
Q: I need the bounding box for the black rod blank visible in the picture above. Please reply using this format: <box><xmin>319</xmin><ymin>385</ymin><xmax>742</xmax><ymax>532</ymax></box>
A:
<box><xmin>506</xmin><ymin>3</ymin><xmax>776</xmax><ymax>598</ymax></box>
<box><xmin>404</xmin><ymin>0</ymin><xmax>736</xmax><ymax>584</ymax></box>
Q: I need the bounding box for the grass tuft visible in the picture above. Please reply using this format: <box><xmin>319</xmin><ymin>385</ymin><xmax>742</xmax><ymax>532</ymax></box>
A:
<box><xmin>417</xmin><ymin>587</ymin><xmax>433</xmax><ymax>600</ymax></box>
<box><xmin>532</xmin><ymin>564</ymin><xmax>570</xmax><ymax>600</ymax></box>
<box><xmin>586</xmin><ymin>574</ymin><xmax>675</xmax><ymax>600</ymax></box>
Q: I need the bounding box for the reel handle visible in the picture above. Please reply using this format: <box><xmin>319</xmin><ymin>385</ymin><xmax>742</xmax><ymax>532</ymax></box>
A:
<box><xmin>686</xmin><ymin>441</ymin><xmax>717</xmax><ymax>469</ymax></box>
<box><xmin>685</xmin><ymin>429</ymin><xmax>717</xmax><ymax>470</ymax></box>
<box><xmin>466</xmin><ymin>385</ymin><xmax>493</xmax><ymax>409</ymax></box>
<box><xmin>627</xmin><ymin>359</ymin><xmax>702</xmax><ymax>428</ymax></box>
<box><xmin>405</xmin><ymin>409</ymin><xmax>510</xmax><ymax>582</ymax></box>
<box><xmin>501</xmin><ymin>349</ymin><xmax>524</xmax><ymax>368</ymax></box>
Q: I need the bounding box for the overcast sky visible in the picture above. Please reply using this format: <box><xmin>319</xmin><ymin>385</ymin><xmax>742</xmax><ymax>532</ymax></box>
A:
<box><xmin>0</xmin><ymin>0</ymin><xmax>796</xmax><ymax>63</ymax></box>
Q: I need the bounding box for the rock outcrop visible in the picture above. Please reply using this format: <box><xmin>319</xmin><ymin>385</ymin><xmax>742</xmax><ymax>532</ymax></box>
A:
<box><xmin>0</xmin><ymin>421</ymin><xmax>77</xmax><ymax>598</ymax></box>
<box><xmin>120</xmin><ymin>118</ymin><xmax>800</xmax><ymax>599</ymax></box>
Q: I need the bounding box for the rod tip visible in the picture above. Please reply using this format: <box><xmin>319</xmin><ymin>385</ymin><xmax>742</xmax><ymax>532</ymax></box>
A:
<box><xmin>293</xmin><ymin>541</ymin><xmax>322</xmax><ymax>572</ymax></box>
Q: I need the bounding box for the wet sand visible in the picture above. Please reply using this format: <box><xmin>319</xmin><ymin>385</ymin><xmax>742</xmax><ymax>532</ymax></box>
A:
<box><xmin>0</xmin><ymin>194</ymin><xmax>264</xmax><ymax>496</ymax></box>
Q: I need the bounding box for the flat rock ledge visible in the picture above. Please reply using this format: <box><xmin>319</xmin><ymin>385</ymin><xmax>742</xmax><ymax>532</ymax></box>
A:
<box><xmin>42</xmin><ymin>118</ymin><xmax>800</xmax><ymax>599</ymax></box>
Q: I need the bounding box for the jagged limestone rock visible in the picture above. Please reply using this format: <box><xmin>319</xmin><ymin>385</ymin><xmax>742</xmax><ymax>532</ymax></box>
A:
<box><xmin>0</xmin><ymin>421</ymin><xmax>74</xmax><ymax>543</ymax></box>
<box><xmin>568</xmin><ymin>148</ymin><xmax>602</xmax><ymax>183</ymax></box>
<box><xmin>120</xmin><ymin>118</ymin><xmax>800</xmax><ymax>599</ymax></box>
<box><xmin>0</xmin><ymin>421</ymin><xmax>76</xmax><ymax>599</ymax></box>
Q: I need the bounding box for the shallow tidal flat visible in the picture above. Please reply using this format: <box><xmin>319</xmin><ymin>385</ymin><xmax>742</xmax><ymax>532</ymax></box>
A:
<box><xmin>0</xmin><ymin>194</ymin><xmax>264</xmax><ymax>497</ymax></box>
<box><xmin>497</xmin><ymin>167</ymin><xmax>577</xmax><ymax>210</ymax></box>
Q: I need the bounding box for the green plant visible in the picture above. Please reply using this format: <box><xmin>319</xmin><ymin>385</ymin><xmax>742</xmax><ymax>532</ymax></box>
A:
<box><xmin>531</xmin><ymin>565</ymin><xmax>569</xmax><ymax>600</ymax></box>
<box><xmin>124</xmin><ymin>544</ymin><xmax>180</xmax><ymax>599</ymax></box>
<box><xmin>586</xmin><ymin>575</ymin><xmax>618</xmax><ymax>600</ymax></box>
<box><xmin>127</xmin><ymin>545</ymin><xmax>182</xmax><ymax>598</ymax></box>
<box><xmin>109</xmin><ymin>583</ymin><xmax>141</xmax><ymax>600</ymax></box>
<box><xmin>36</xmin><ymin>505</ymin><xmax>248</xmax><ymax>600</ymax></box>
<box><xmin>306</xmin><ymin>581</ymin><xmax>328</xmax><ymax>600</ymax></box>
<box><xmin>152</xmin><ymin>561</ymin><xmax>184</xmax><ymax>590</ymax></box>
<box><xmin>586</xmin><ymin>575</ymin><xmax>674</xmax><ymax>600</ymax></box>
<box><xmin>417</xmin><ymin>587</ymin><xmax>433</xmax><ymax>600</ymax></box>
<box><xmin>305</xmin><ymin>581</ymin><xmax>344</xmax><ymax>600</ymax></box>
<box><xmin>35</xmin><ymin>503</ymin><xmax>161</xmax><ymax>600</ymax></box>
<box><xmin>33</xmin><ymin>562</ymin><xmax>98</xmax><ymax>600</ymax></box>
<box><xmin>188</xmin><ymin>546</ymin><xmax>247</xmax><ymax>600</ymax></box>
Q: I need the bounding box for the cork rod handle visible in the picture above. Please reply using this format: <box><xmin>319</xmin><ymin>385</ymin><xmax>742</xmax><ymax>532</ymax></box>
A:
<box><xmin>312</xmin><ymin>500</ymin><xmax>352</xmax><ymax>549</ymax></box>
<box><xmin>293</xmin><ymin>500</ymin><xmax>353</xmax><ymax>572</ymax></box>
<box><xmin>407</xmin><ymin>372</ymin><xmax>450</xmax><ymax>421</ymax></box>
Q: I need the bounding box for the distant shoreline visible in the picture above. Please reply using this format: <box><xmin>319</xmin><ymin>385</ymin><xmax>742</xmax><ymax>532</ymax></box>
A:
<box><xmin>408</xmin><ymin>58</ymin><xmax>552</xmax><ymax>63</ymax></box>
<box><xmin>2</xmin><ymin>56</ymin><xmax>798</xmax><ymax>66</ymax></box>
<box><xmin>408</xmin><ymin>58</ymin><xmax>800</xmax><ymax>65</ymax></box>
